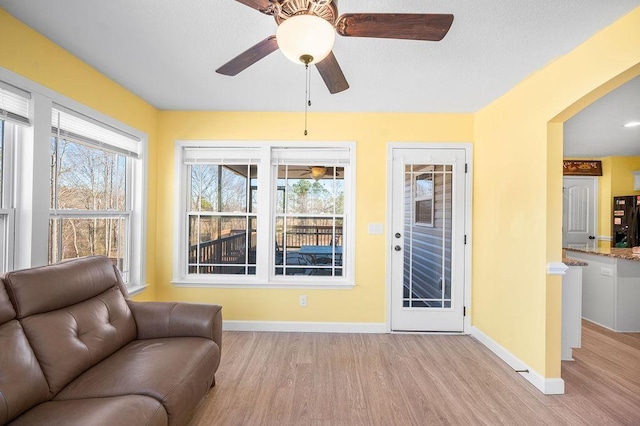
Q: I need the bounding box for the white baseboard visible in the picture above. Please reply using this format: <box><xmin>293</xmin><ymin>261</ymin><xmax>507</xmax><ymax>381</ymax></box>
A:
<box><xmin>223</xmin><ymin>320</ymin><xmax>387</xmax><ymax>334</ymax></box>
<box><xmin>470</xmin><ymin>326</ymin><xmax>565</xmax><ymax>395</ymax></box>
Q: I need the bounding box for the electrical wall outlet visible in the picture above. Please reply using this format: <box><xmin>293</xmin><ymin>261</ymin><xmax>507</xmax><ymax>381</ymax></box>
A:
<box><xmin>299</xmin><ymin>295</ymin><xmax>308</xmax><ymax>307</ymax></box>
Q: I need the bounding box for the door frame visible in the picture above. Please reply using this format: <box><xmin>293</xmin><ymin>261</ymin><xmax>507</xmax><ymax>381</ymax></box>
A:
<box><xmin>386</xmin><ymin>142</ymin><xmax>473</xmax><ymax>333</ymax></box>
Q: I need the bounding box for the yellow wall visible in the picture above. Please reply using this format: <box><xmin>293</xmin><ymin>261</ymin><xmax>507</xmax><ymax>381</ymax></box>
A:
<box><xmin>0</xmin><ymin>9</ymin><xmax>160</xmax><ymax>300</ymax></box>
<box><xmin>157</xmin><ymin>112</ymin><xmax>473</xmax><ymax>322</ymax></box>
<box><xmin>599</xmin><ymin>157</ymin><xmax>613</xmax><ymax>246</ymax></box>
<box><xmin>474</xmin><ymin>7</ymin><xmax>640</xmax><ymax>379</ymax></box>
<box><xmin>611</xmin><ymin>156</ymin><xmax>640</xmax><ymax>196</ymax></box>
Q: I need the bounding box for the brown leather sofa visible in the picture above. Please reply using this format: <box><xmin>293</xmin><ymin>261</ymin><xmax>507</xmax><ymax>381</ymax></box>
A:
<box><xmin>0</xmin><ymin>256</ymin><xmax>222</xmax><ymax>426</ymax></box>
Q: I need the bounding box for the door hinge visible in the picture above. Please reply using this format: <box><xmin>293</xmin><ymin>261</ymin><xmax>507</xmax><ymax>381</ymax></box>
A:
<box><xmin>465</xmin><ymin>163</ymin><xmax>468</xmax><ymax>173</ymax></box>
<box><xmin>463</xmin><ymin>306</ymin><xmax>466</xmax><ymax>317</ymax></box>
<box><xmin>464</xmin><ymin>235</ymin><xmax>467</xmax><ymax>244</ymax></box>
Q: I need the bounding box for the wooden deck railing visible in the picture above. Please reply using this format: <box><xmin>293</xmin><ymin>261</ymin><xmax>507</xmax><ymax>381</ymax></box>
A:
<box><xmin>277</xmin><ymin>225</ymin><xmax>342</xmax><ymax>248</ymax></box>
<box><xmin>189</xmin><ymin>225</ymin><xmax>343</xmax><ymax>273</ymax></box>
<box><xmin>188</xmin><ymin>232</ymin><xmax>247</xmax><ymax>273</ymax></box>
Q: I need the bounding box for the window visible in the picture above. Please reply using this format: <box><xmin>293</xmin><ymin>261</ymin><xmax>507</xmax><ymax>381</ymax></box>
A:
<box><xmin>175</xmin><ymin>142</ymin><xmax>355</xmax><ymax>286</ymax></box>
<box><xmin>0</xmin><ymin>80</ymin><xmax>29</xmax><ymax>273</ymax></box>
<box><xmin>274</xmin><ymin>164</ymin><xmax>344</xmax><ymax>277</ymax></box>
<box><xmin>0</xmin><ymin>74</ymin><xmax>145</xmax><ymax>288</ymax></box>
<box><xmin>414</xmin><ymin>170</ymin><xmax>434</xmax><ymax>226</ymax></box>
<box><xmin>188</xmin><ymin>163</ymin><xmax>258</xmax><ymax>275</ymax></box>
<box><xmin>0</xmin><ymin>119</ymin><xmax>15</xmax><ymax>272</ymax></box>
<box><xmin>49</xmin><ymin>106</ymin><xmax>142</xmax><ymax>284</ymax></box>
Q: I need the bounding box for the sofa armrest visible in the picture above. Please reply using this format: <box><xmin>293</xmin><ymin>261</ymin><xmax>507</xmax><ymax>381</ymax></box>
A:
<box><xmin>127</xmin><ymin>301</ymin><xmax>222</xmax><ymax>350</ymax></box>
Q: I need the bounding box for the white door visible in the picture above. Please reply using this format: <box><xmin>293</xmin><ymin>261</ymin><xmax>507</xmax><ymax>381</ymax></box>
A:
<box><xmin>562</xmin><ymin>177</ymin><xmax>597</xmax><ymax>249</ymax></box>
<box><xmin>390</xmin><ymin>147</ymin><xmax>466</xmax><ymax>332</ymax></box>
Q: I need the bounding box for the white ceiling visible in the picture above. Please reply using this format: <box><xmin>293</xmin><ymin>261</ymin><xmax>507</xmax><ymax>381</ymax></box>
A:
<box><xmin>1</xmin><ymin>0</ymin><xmax>639</xmax><ymax>156</ymax></box>
<box><xmin>564</xmin><ymin>75</ymin><xmax>640</xmax><ymax>157</ymax></box>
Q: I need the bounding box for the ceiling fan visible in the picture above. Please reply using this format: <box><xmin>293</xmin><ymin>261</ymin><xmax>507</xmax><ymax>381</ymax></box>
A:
<box><xmin>288</xmin><ymin>166</ymin><xmax>341</xmax><ymax>180</ymax></box>
<box><xmin>216</xmin><ymin>0</ymin><xmax>454</xmax><ymax>94</ymax></box>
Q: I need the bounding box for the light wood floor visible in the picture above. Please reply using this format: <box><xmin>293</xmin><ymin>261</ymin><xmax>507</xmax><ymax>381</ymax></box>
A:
<box><xmin>190</xmin><ymin>322</ymin><xmax>640</xmax><ymax>425</ymax></box>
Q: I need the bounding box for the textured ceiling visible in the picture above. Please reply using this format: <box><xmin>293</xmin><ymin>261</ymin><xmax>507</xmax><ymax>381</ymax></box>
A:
<box><xmin>1</xmin><ymin>1</ymin><xmax>639</xmax><ymax>156</ymax></box>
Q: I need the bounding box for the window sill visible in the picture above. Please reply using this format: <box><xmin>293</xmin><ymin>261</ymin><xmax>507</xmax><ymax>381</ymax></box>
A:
<box><xmin>127</xmin><ymin>283</ymin><xmax>149</xmax><ymax>296</ymax></box>
<box><xmin>171</xmin><ymin>279</ymin><xmax>355</xmax><ymax>290</ymax></box>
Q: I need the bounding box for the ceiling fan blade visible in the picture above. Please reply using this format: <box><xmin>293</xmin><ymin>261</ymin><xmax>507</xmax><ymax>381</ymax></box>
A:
<box><xmin>336</xmin><ymin>13</ymin><xmax>454</xmax><ymax>41</ymax></box>
<box><xmin>234</xmin><ymin>0</ymin><xmax>275</xmax><ymax>14</ymax></box>
<box><xmin>315</xmin><ymin>52</ymin><xmax>349</xmax><ymax>94</ymax></box>
<box><xmin>216</xmin><ymin>36</ymin><xmax>278</xmax><ymax>76</ymax></box>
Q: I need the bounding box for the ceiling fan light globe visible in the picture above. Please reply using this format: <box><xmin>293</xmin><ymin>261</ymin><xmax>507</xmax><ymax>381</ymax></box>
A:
<box><xmin>310</xmin><ymin>166</ymin><xmax>327</xmax><ymax>180</ymax></box>
<box><xmin>276</xmin><ymin>15</ymin><xmax>336</xmax><ymax>65</ymax></box>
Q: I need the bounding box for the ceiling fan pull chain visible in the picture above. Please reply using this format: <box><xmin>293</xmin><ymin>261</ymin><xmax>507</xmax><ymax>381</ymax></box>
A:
<box><xmin>304</xmin><ymin>63</ymin><xmax>309</xmax><ymax>136</ymax></box>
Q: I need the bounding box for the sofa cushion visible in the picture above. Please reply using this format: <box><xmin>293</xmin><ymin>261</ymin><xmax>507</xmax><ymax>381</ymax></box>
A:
<box><xmin>0</xmin><ymin>320</ymin><xmax>51</xmax><ymax>424</ymax></box>
<box><xmin>56</xmin><ymin>337</ymin><xmax>219</xmax><ymax>426</ymax></box>
<box><xmin>20</xmin><ymin>286</ymin><xmax>137</xmax><ymax>395</ymax></box>
<box><xmin>8</xmin><ymin>395</ymin><xmax>168</xmax><ymax>426</ymax></box>
<box><xmin>3</xmin><ymin>256</ymin><xmax>122</xmax><ymax>318</ymax></box>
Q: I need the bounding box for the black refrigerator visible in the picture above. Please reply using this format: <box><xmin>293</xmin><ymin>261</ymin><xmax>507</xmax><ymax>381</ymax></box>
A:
<box><xmin>613</xmin><ymin>195</ymin><xmax>640</xmax><ymax>247</ymax></box>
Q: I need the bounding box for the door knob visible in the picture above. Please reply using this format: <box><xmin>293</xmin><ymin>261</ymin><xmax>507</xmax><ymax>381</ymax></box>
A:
<box><xmin>394</xmin><ymin>245</ymin><xmax>401</xmax><ymax>251</ymax></box>
<box><xmin>395</xmin><ymin>233</ymin><xmax>401</xmax><ymax>238</ymax></box>
<box><xmin>588</xmin><ymin>236</ymin><xmax>596</xmax><ymax>240</ymax></box>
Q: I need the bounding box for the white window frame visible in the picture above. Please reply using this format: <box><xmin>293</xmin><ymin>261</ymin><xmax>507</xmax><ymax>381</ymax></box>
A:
<box><xmin>0</xmin><ymin>120</ymin><xmax>16</xmax><ymax>272</ymax></box>
<box><xmin>173</xmin><ymin>141</ymin><xmax>356</xmax><ymax>288</ymax></box>
<box><xmin>0</xmin><ymin>66</ymin><xmax>147</xmax><ymax>292</ymax></box>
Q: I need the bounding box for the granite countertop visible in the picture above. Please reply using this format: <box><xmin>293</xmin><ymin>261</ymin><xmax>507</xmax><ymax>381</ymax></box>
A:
<box><xmin>563</xmin><ymin>257</ymin><xmax>588</xmax><ymax>266</ymax></box>
<box><xmin>563</xmin><ymin>247</ymin><xmax>640</xmax><ymax>262</ymax></box>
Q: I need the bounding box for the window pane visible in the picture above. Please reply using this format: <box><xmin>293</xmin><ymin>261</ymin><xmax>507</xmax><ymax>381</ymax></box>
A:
<box><xmin>221</xmin><ymin>165</ymin><xmax>249</xmax><ymax>213</ymax></box>
<box><xmin>415</xmin><ymin>200</ymin><xmax>433</xmax><ymax>224</ymax></box>
<box><xmin>190</xmin><ymin>165</ymin><xmax>219</xmax><ymax>212</ymax></box>
<box><xmin>51</xmin><ymin>138</ymin><xmax>126</xmax><ymax>211</ymax></box>
<box><xmin>48</xmin><ymin>217</ymin><xmax>127</xmax><ymax>270</ymax></box>
<box><xmin>188</xmin><ymin>214</ymin><xmax>256</xmax><ymax>275</ymax></box>
<box><xmin>274</xmin><ymin>217</ymin><xmax>343</xmax><ymax>277</ymax></box>
<box><xmin>0</xmin><ymin>120</ymin><xmax>4</xmax><ymax>202</ymax></box>
<box><xmin>415</xmin><ymin>173</ymin><xmax>433</xmax><ymax>198</ymax></box>
<box><xmin>280</xmin><ymin>166</ymin><xmax>344</xmax><ymax>215</ymax></box>
<box><xmin>190</xmin><ymin>165</ymin><xmax>255</xmax><ymax>213</ymax></box>
<box><xmin>49</xmin><ymin>135</ymin><xmax>132</xmax><ymax>280</ymax></box>
<box><xmin>188</xmin><ymin>163</ymin><xmax>257</xmax><ymax>276</ymax></box>
<box><xmin>275</xmin><ymin>164</ymin><xmax>345</xmax><ymax>278</ymax></box>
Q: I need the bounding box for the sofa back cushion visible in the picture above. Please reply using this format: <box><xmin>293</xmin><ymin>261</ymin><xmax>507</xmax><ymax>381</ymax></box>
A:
<box><xmin>0</xmin><ymin>284</ymin><xmax>51</xmax><ymax>424</ymax></box>
<box><xmin>0</xmin><ymin>276</ymin><xmax>15</xmax><ymax>324</ymax></box>
<box><xmin>3</xmin><ymin>256</ymin><xmax>137</xmax><ymax>395</ymax></box>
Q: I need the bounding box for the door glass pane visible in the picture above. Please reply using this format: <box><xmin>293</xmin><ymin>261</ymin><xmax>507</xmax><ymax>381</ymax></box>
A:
<box><xmin>403</xmin><ymin>164</ymin><xmax>453</xmax><ymax>308</ymax></box>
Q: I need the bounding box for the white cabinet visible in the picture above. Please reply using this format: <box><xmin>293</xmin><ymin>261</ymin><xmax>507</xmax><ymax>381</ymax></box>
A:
<box><xmin>562</xmin><ymin>266</ymin><xmax>583</xmax><ymax>361</ymax></box>
<box><xmin>566</xmin><ymin>250</ymin><xmax>640</xmax><ymax>332</ymax></box>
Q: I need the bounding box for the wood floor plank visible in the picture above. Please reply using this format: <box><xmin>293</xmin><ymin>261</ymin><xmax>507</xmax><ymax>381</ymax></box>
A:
<box><xmin>189</xmin><ymin>324</ymin><xmax>640</xmax><ymax>425</ymax></box>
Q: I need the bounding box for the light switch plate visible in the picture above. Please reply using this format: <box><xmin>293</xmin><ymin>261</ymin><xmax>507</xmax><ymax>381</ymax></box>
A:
<box><xmin>368</xmin><ymin>223</ymin><xmax>384</xmax><ymax>235</ymax></box>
